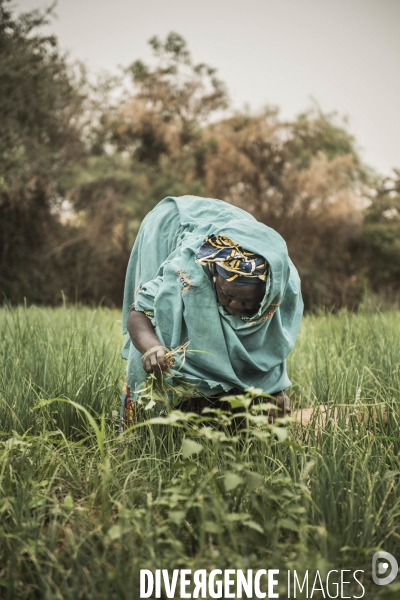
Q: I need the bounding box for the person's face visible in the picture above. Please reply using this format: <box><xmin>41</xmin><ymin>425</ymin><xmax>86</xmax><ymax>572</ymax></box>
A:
<box><xmin>214</xmin><ymin>274</ymin><xmax>265</xmax><ymax>316</ymax></box>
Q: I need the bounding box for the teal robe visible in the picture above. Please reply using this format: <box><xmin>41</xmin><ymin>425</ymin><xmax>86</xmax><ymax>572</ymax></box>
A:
<box><xmin>122</xmin><ymin>196</ymin><xmax>303</xmax><ymax>398</ymax></box>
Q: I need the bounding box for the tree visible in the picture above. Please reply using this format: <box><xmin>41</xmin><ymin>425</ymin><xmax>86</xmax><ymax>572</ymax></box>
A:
<box><xmin>1</xmin><ymin>10</ymin><xmax>397</xmax><ymax>310</ymax></box>
<box><xmin>0</xmin><ymin>0</ymin><xmax>85</xmax><ymax>303</ymax></box>
<box><xmin>353</xmin><ymin>171</ymin><xmax>400</xmax><ymax>299</ymax></box>
<box><xmin>76</xmin><ymin>32</ymin><xmax>229</xmax><ymax>233</ymax></box>
<box><xmin>125</xmin><ymin>32</ymin><xmax>229</xmax><ymax>159</ymax></box>
<box><xmin>201</xmin><ymin>107</ymin><xmax>368</xmax><ymax>307</ymax></box>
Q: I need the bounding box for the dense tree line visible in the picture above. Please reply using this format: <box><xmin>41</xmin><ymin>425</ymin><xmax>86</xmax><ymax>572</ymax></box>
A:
<box><xmin>1</xmin><ymin>0</ymin><xmax>399</xmax><ymax>309</ymax></box>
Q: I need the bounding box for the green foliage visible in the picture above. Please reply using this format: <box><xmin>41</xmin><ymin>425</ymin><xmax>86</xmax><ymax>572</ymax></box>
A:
<box><xmin>0</xmin><ymin>307</ymin><xmax>399</xmax><ymax>597</ymax></box>
<box><xmin>0</xmin><ymin>305</ymin><xmax>123</xmax><ymax>435</ymax></box>
<box><xmin>286</xmin><ymin>107</ymin><xmax>361</xmax><ymax>169</ymax></box>
<box><xmin>0</xmin><ymin>0</ymin><xmax>86</xmax><ymax>303</ymax></box>
<box><xmin>0</xmin><ymin>0</ymin><xmax>84</xmax><ymax>184</ymax></box>
<box><xmin>353</xmin><ymin>171</ymin><xmax>400</xmax><ymax>297</ymax></box>
<box><xmin>128</xmin><ymin>32</ymin><xmax>228</xmax><ymax>130</ymax></box>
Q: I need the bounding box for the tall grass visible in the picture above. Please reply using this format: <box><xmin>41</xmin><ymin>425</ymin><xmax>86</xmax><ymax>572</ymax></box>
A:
<box><xmin>0</xmin><ymin>305</ymin><xmax>123</xmax><ymax>435</ymax></box>
<box><xmin>0</xmin><ymin>305</ymin><xmax>399</xmax><ymax>599</ymax></box>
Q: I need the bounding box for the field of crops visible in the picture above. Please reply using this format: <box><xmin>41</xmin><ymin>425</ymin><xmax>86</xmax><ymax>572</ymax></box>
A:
<box><xmin>0</xmin><ymin>306</ymin><xmax>399</xmax><ymax>599</ymax></box>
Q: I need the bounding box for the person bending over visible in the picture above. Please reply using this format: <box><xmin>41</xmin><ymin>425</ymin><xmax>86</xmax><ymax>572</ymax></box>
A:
<box><xmin>121</xmin><ymin>196</ymin><xmax>303</xmax><ymax>426</ymax></box>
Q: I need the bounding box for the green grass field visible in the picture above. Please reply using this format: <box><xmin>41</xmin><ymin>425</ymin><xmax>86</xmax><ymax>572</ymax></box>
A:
<box><xmin>0</xmin><ymin>306</ymin><xmax>399</xmax><ymax>599</ymax></box>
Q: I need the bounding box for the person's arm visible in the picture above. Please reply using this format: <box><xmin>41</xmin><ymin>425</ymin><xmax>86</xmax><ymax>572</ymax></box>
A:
<box><xmin>127</xmin><ymin>308</ymin><xmax>168</xmax><ymax>374</ymax></box>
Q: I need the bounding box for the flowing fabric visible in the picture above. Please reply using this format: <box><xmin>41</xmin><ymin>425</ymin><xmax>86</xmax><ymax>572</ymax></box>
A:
<box><xmin>121</xmin><ymin>196</ymin><xmax>303</xmax><ymax>399</ymax></box>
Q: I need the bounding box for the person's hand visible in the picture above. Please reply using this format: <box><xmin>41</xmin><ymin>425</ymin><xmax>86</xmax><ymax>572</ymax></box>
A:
<box><xmin>142</xmin><ymin>346</ymin><xmax>168</xmax><ymax>376</ymax></box>
<box><xmin>128</xmin><ymin>310</ymin><xmax>170</xmax><ymax>377</ymax></box>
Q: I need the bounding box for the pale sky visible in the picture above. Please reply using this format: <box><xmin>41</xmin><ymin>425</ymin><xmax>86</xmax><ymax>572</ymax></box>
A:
<box><xmin>16</xmin><ymin>0</ymin><xmax>400</xmax><ymax>176</ymax></box>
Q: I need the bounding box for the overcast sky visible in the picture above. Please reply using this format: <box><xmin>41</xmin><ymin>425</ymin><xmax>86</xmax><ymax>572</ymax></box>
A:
<box><xmin>17</xmin><ymin>0</ymin><xmax>400</xmax><ymax>176</ymax></box>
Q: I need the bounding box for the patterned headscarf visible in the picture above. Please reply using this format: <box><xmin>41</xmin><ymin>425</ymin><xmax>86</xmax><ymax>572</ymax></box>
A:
<box><xmin>196</xmin><ymin>235</ymin><xmax>268</xmax><ymax>285</ymax></box>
